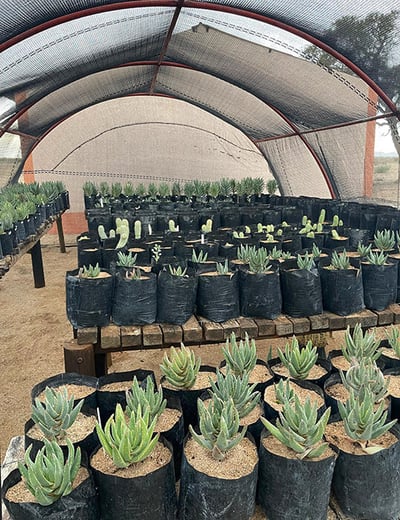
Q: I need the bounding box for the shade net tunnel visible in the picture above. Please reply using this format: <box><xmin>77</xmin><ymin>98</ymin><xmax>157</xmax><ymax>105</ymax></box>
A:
<box><xmin>0</xmin><ymin>0</ymin><xmax>399</xmax><ymax>217</ymax></box>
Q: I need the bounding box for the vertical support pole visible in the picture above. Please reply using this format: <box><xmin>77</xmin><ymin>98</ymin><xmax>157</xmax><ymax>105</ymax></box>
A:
<box><xmin>56</xmin><ymin>215</ymin><xmax>66</xmax><ymax>253</ymax></box>
<box><xmin>29</xmin><ymin>240</ymin><xmax>45</xmax><ymax>288</ymax></box>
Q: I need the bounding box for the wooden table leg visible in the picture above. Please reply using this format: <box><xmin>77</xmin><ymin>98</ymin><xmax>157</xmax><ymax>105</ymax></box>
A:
<box><xmin>56</xmin><ymin>215</ymin><xmax>66</xmax><ymax>253</ymax></box>
<box><xmin>29</xmin><ymin>240</ymin><xmax>45</xmax><ymax>288</ymax></box>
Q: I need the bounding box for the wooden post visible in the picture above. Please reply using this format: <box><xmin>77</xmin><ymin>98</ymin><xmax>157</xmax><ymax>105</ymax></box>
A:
<box><xmin>29</xmin><ymin>240</ymin><xmax>45</xmax><ymax>288</ymax></box>
<box><xmin>56</xmin><ymin>215</ymin><xmax>66</xmax><ymax>253</ymax></box>
<box><xmin>64</xmin><ymin>340</ymin><xmax>96</xmax><ymax>376</ymax></box>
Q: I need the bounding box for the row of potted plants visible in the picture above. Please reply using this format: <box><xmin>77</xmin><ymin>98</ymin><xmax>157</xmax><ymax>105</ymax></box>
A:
<box><xmin>83</xmin><ymin>181</ymin><xmax>400</xmax><ymax>239</ymax></box>
<box><xmin>82</xmin><ymin>177</ymin><xmax>277</xmax><ymax>210</ymax></box>
<box><xmin>3</xmin><ymin>327</ymin><xmax>400</xmax><ymax>519</ymax></box>
<box><xmin>67</xmin><ymin>230</ymin><xmax>400</xmax><ymax>329</ymax></box>
<box><xmin>0</xmin><ymin>181</ymin><xmax>69</xmax><ymax>259</ymax></box>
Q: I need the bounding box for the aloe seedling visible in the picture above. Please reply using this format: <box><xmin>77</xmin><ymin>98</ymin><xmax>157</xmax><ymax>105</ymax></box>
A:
<box><xmin>297</xmin><ymin>253</ymin><xmax>315</xmax><ymax>271</ymax></box>
<box><xmin>123</xmin><ymin>182</ymin><xmax>135</xmax><ymax>197</ymax></box>
<box><xmin>126</xmin><ymin>376</ymin><xmax>166</xmax><ymax>422</ymax></box>
<box><xmin>126</xmin><ymin>267</ymin><xmax>142</xmax><ymax>280</ymax></box>
<box><xmin>274</xmin><ymin>378</ymin><xmax>296</xmax><ymax>404</ymax></box>
<box><xmin>32</xmin><ymin>387</ymin><xmax>83</xmax><ymax>441</ymax></box>
<box><xmin>209</xmin><ymin>370</ymin><xmax>260</xmax><ymax>418</ymax></box>
<box><xmin>116</xmin><ymin>250</ymin><xmax>137</xmax><ymax>268</ymax></box>
<box><xmin>216</xmin><ymin>259</ymin><xmax>230</xmax><ymax>275</ymax></box>
<box><xmin>248</xmin><ymin>247</ymin><xmax>271</xmax><ymax>273</ymax></box>
<box><xmin>312</xmin><ymin>243</ymin><xmax>322</xmax><ymax>258</ymax></box>
<box><xmin>222</xmin><ymin>332</ymin><xmax>257</xmax><ymax>377</ymax></box>
<box><xmin>341</xmin><ymin>323</ymin><xmax>381</xmax><ymax>363</ymax></box>
<box><xmin>340</xmin><ymin>359</ymin><xmax>389</xmax><ymax>404</ymax></box>
<box><xmin>374</xmin><ymin>229</ymin><xmax>395</xmax><ymax>252</ymax></box>
<box><xmin>168</xmin><ymin>265</ymin><xmax>187</xmax><ymax>277</ymax></box>
<box><xmin>269</xmin><ymin>245</ymin><xmax>282</xmax><ymax>260</ymax></box>
<box><xmin>385</xmin><ymin>325</ymin><xmax>400</xmax><ymax>357</ymax></box>
<box><xmin>78</xmin><ymin>263</ymin><xmax>101</xmax><ymax>278</ymax></box>
<box><xmin>357</xmin><ymin>242</ymin><xmax>372</xmax><ymax>258</ymax></box>
<box><xmin>189</xmin><ymin>396</ymin><xmax>247</xmax><ymax>461</ymax></box>
<box><xmin>237</xmin><ymin>244</ymin><xmax>256</xmax><ymax>263</ymax></box>
<box><xmin>96</xmin><ymin>403</ymin><xmax>159</xmax><ymax>468</ymax></box>
<box><xmin>338</xmin><ymin>388</ymin><xmax>396</xmax><ymax>453</ymax></box>
<box><xmin>191</xmin><ymin>249</ymin><xmax>208</xmax><ymax>263</ymax></box>
<box><xmin>329</xmin><ymin>249</ymin><xmax>351</xmax><ymax>270</ymax></box>
<box><xmin>365</xmin><ymin>250</ymin><xmax>387</xmax><ymax>265</ymax></box>
<box><xmin>277</xmin><ymin>336</ymin><xmax>318</xmax><ymax>380</ymax></box>
<box><xmin>261</xmin><ymin>395</ymin><xmax>331</xmax><ymax>459</ymax></box>
<box><xmin>160</xmin><ymin>344</ymin><xmax>201</xmax><ymax>389</ymax></box>
<box><xmin>19</xmin><ymin>439</ymin><xmax>81</xmax><ymax>506</ymax></box>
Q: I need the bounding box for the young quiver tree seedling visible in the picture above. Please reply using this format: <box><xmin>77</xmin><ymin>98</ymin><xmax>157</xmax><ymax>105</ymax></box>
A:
<box><xmin>96</xmin><ymin>403</ymin><xmax>159</xmax><ymax>468</ymax></box>
<box><xmin>261</xmin><ymin>394</ymin><xmax>331</xmax><ymax>459</ymax></box>
<box><xmin>222</xmin><ymin>332</ymin><xmax>257</xmax><ymax>377</ymax></box>
<box><xmin>31</xmin><ymin>387</ymin><xmax>84</xmax><ymax>442</ymax></box>
<box><xmin>337</xmin><ymin>387</ymin><xmax>397</xmax><ymax>453</ymax></box>
<box><xmin>340</xmin><ymin>359</ymin><xmax>389</xmax><ymax>404</ymax></box>
<box><xmin>208</xmin><ymin>370</ymin><xmax>260</xmax><ymax>419</ymax></box>
<box><xmin>277</xmin><ymin>336</ymin><xmax>318</xmax><ymax>380</ymax></box>
<box><xmin>78</xmin><ymin>263</ymin><xmax>101</xmax><ymax>278</ymax></box>
<box><xmin>19</xmin><ymin>439</ymin><xmax>81</xmax><ymax>506</ymax></box>
<box><xmin>274</xmin><ymin>378</ymin><xmax>296</xmax><ymax>405</ymax></box>
<box><xmin>160</xmin><ymin>344</ymin><xmax>201</xmax><ymax>389</ymax></box>
<box><xmin>189</xmin><ymin>396</ymin><xmax>247</xmax><ymax>461</ymax></box>
<box><xmin>126</xmin><ymin>376</ymin><xmax>167</xmax><ymax>422</ymax></box>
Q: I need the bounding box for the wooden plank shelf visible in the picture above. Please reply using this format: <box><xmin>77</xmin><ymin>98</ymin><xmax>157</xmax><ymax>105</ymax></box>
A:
<box><xmin>0</xmin><ymin>212</ymin><xmax>66</xmax><ymax>287</ymax></box>
<box><xmin>68</xmin><ymin>305</ymin><xmax>400</xmax><ymax>375</ymax></box>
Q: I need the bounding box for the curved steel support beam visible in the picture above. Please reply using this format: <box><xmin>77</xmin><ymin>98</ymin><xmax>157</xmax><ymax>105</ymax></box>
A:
<box><xmin>2</xmin><ymin>0</ymin><xmax>397</xmax><ymax>195</ymax></box>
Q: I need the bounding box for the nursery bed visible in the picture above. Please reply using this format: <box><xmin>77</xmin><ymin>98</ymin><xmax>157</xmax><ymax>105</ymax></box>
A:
<box><xmin>67</xmin><ymin>304</ymin><xmax>400</xmax><ymax>376</ymax></box>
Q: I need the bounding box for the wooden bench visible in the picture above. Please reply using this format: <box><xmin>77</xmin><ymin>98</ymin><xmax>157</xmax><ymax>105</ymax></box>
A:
<box><xmin>0</xmin><ymin>212</ymin><xmax>66</xmax><ymax>288</ymax></box>
<box><xmin>65</xmin><ymin>304</ymin><xmax>400</xmax><ymax>376</ymax></box>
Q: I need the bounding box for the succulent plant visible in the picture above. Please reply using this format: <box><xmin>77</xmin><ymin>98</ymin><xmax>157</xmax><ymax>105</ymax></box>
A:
<box><xmin>136</xmin><ymin>183</ymin><xmax>146</xmax><ymax>197</ymax></box>
<box><xmin>219</xmin><ymin>178</ymin><xmax>231</xmax><ymax>197</ymax></box>
<box><xmin>208</xmin><ymin>182</ymin><xmax>220</xmax><ymax>198</ymax></box>
<box><xmin>341</xmin><ymin>323</ymin><xmax>381</xmax><ymax>363</ymax></box>
<box><xmin>123</xmin><ymin>182</ymin><xmax>135</xmax><ymax>197</ymax></box>
<box><xmin>340</xmin><ymin>359</ymin><xmax>389</xmax><ymax>404</ymax></box>
<box><xmin>373</xmin><ymin>229</ymin><xmax>395</xmax><ymax>252</ymax></box>
<box><xmin>297</xmin><ymin>253</ymin><xmax>315</xmax><ymax>271</ymax></box>
<box><xmin>269</xmin><ymin>245</ymin><xmax>282</xmax><ymax>260</ymax></box>
<box><xmin>147</xmin><ymin>182</ymin><xmax>158</xmax><ymax>198</ymax></box>
<box><xmin>248</xmin><ymin>247</ymin><xmax>272</xmax><ymax>273</ymax></box>
<box><xmin>385</xmin><ymin>325</ymin><xmax>400</xmax><ymax>357</ymax></box>
<box><xmin>337</xmin><ymin>388</ymin><xmax>396</xmax><ymax>453</ymax></box>
<box><xmin>151</xmin><ymin>243</ymin><xmax>162</xmax><ymax>262</ymax></box>
<box><xmin>19</xmin><ymin>439</ymin><xmax>81</xmax><ymax>506</ymax></box>
<box><xmin>266</xmin><ymin>179</ymin><xmax>278</xmax><ymax>195</ymax></box>
<box><xmin>111</xmin><ymin>182</ymin><xmax>123</xmax><ymax>198</ymax></box>
<box><xmin>191</xmin><ymin>249</ymin><xmax>208</xmax><ymax>263</ymax></box>
<box><xmin>237</xmin><ymin>243</ymin><xmax>256</xmax><ymax>263</ymax></box>
<box><xmin>158</xmin><ymin>182</ymin><xmax>170</xmax><ymax>198</ymax></box>
<box><xmin>96</xmin><ymin>403</ymin><xmax>159</xmax><ymax>468</ymax></box>
<box><xmin>274</xmin><ymin>378</ymin><xmax>296</xmax><ymax>404</ymax></box>
<box><xmin>277</xmin><ymin>336</ymin><xmax>318</xmax><ymax>380</ymax></box>
<box><xmin>201</xmin><ymin>219</ymin><xmax>213</xmax><ymax>234</ymax></box>
<box><xmin>312</xmin><ymin>243</ymin><xmax>322</xmax><ymax>258</ymax></box>
<box><xmin>365</xmin><ymin>250</ymin><xmax>388</xmax><ymax>265</ymax></box>
<box><xmin>222</xmin><ymin>332</ymin><xmax>257</xmax><ymax>377</ymax></box>
<box><xmin>357</xmin><ymin>242</ymin><xmax>372</xmax><ymax>258</ymax></box>
<box><xmin>160</xmin><ymin>344</ymin><xmax>201</xmax><ymax>389</ymax></box>
<box><xmin>169</xmin><ymin>219</ymin><xmax>179</xmax><ymax>232</ymax></box>
<box><xmin>168</xmin><ymin>265</ymin><xmax>187</xmax><ymax>276</ymax></box>
<box><xmin>253</xmin><ymin>177</ymin><xmax>264</xmax><ymax>196</ymax></box>
<box><xmin>171</xmin><ymin>181</ymin><xmax>181</xmax><ymax>197</ymax></box>
<box><xmin>78</xmin><ymin>263</ymin><xmax>101</xmax><ymax>278</ymax></box>
<box><xmin>261</xmin><ymin>394</ymin><xmax>331</xmax><ymax>459</ymax></box>
<box><xmin>329</xmin><ymin>249</ymin><xmax>351</xmax><ymax>270</ymax></box>
<box><xmin>189</xmin><ymin>396</ymin><xmax>247</xmax><ymax>460</ymax></box>
<box><xmin>208</xmin><ymin>369</ymin><xmax>260</xmax><ymax>419</ymax></box>
<box><xmin>126</xmin><ymin>267</ymin><xmax>142</xmax><ymax>280</ymax></box>
<box><xmin>125</xmin><ymin>376</ymin><xmax>166</xmax><ymax>422</ymax></box>
<box><xmin>216</xmin><ymin>259</ymin><xmax>230</xmax><ymax>275</ymax></box>
<box><xmin>116</xmin><ymin>250</ymin><xmax>137</xmax><ymax>268</ymax></box>
<box><xmin>183</xmin><ymin>181</ymin><xmax>195</xmax><ymax>198</ymax></box>
<box><xmin>31</xmin><ymin>387</ymin><xmax>83</xmax><ymax>441</ymax></box>
<box><xmin>83</xmin><ymin>181</ymin><xmax>97</xmax><ymax>197</ymax></box>
<box><xmin>134</xmin><ymin>220</ymin><xmax>142</xmax><ymax>239</ymax></box>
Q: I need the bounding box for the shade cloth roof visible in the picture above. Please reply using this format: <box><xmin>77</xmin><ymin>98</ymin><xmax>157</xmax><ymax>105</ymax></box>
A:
<box><xmin>0</xmin><ymin>0</ymin><xmax>399</xmax><ymax>198</ymax></box>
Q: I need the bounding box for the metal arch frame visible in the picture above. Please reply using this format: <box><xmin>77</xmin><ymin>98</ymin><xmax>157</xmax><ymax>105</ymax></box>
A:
<box><xmin>1</xmin><ymin>0</ymin><xmax>398</xmax><ymax>195</ymax></box>
<box><xmin>3</xmin><ymin>60</ymin><xmax>337</xmax><ymax>194</ymax></box>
